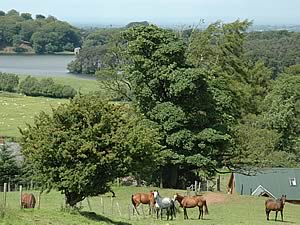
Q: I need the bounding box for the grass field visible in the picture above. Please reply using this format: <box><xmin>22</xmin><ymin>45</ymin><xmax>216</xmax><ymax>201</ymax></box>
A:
<box><xmin>0</xmin><ymin>186</ymin><xmax>299</xmax><ymax>225</ymax></box>
<box><xmin>0</xmin><ymin>75</ymin><xmax>101</xmax><ymax>138</ymax></box>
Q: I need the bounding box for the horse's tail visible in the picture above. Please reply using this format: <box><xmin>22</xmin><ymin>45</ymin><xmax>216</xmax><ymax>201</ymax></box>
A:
<box><xmin>204</xmin><ymin>200</ymin><xmax>209</xmax><ymax>215</ymax></box>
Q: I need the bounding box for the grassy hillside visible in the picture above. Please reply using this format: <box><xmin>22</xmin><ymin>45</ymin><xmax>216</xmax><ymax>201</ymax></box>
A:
<box><xmin>0</xmin><ymin>186</ymin><xmax>299</xmax><ymax>225</ymax></box>
<box><xmin>0</xmin><ymin>75</ymin><xmax>102</xmax><ymax>138</ymax></box>
<box><xmin>0</xmin><ymin>92</ymin><xmax>68</xmax><ymax>138</ymax></box>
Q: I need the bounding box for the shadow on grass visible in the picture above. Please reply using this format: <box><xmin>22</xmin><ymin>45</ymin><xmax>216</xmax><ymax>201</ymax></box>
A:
<box><xmin>80</xmin><ymin>211</ymin><xmax>132</xmax><ymax>225</ymax></box>
<box><xmin>268</xmin><ymin>219</ymin><xmax>295</xmax><ymax>223</ymax></box>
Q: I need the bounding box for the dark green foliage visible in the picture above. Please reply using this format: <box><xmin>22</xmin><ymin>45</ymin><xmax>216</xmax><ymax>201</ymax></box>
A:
<box><xmin>18</xmin><ymin>76</ymin><xmax>77</xmax><ymax>98</ymax></box>
<box><xmin>18</xmin><ymin>76</ymin><xmax>41</xmax><ymax>96</ymax></box>
<box><xmin>0</xmin><ymin>10</ymin><xmax>81</xmax><ymax>53</ymax></box>
<box><xmin>261</xmin><ymin>72</ymin><xmax>300</xmax><ymax>156</ymax></box>
<box><xmin>35</xmin><ymin>14</ymin><xmax>45</xmax><ymax>20</ymax></box>
<box><xmin>0</xmin><ymin>73</ymin><xmax>19</xmax><ymax>92</ymax></box>
<box><xmin>20</xmin><ymin>13</ymin><xmax>32</xmax><ymax>20</ymax></box>
<box><xmin>245</xmin><ymin>31</ymin><xmax>300</xmax><ymax>77</ymax></box>
<box><xmin>125</xmin><ymin>21</ymin><xmax>149</xmax><ymax>28</ymax></box>
<box><xmin>122</xmin><ymin>25</ymin><xmax>234</xmax><ymax>186</ymax></box>
<box><xmin>20</xmin><ymin>95</ymin><xmax>162</xmax><ymax>206</ymax></box>
<box><xmin>68</xmin><ymin>46</ymin><xmax>108</xmax><ymax>74</ymax></box>
<box><xmin>0</xmin><ymin>144</ymin><xmax>20</xmax><ymax>185</ymax></box>
<box><xmin>68</xmin><ymin>28</ymin><xmax>122</xmax><ymax>75</ymax></box>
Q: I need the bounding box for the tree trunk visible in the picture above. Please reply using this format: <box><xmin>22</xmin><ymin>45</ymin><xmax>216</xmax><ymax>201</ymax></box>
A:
<box><xmin>162</xmin><ymin>165</ymin><xmax>178</xmax><ymax>188</ymax></box>
<box><xmin>65</xmin><ymin>191</ymin><xmax>84</xmax><ymax>207</ymax></box>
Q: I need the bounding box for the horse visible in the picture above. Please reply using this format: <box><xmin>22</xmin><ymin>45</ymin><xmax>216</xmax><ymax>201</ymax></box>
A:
<box><xmin>131</xmin><ymin>191</ymin><xmax>155</xmax><ymax>215</ymax></box>
<box><xmin>153</xmin><ymin>190</ymin><xmax>176</xmax><ymax>220</ymax></box>
<box><xmin>174</xmin><ymin>193</ymin><xmax>208</xmax><ymax>220</ymax></box>
<box><xmin>265</xmin><ymin>195</ymin><xmax>286</xmax><ymax>221</ymax></box>
<box><xmin>21</xmin><ymin>193</ymin><xmax>36</xmax><ymax>208</ymax></box>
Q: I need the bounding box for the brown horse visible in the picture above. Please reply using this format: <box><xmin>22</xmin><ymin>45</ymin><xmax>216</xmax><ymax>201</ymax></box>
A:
<box><xmin>265</xmin><ymin>195</ymin><xmax>286</xmax><ymax>221</ymax></box>
<box><xmin>21</xmin><ymin>193</ymin><xmax>36</xmax><ymax>208</ymax></box>
<box><xmin>174</xmin><ymin>193</ymin><xmax>208</xmax><ymax>220</ymax></box>
<box><xmin>131</xmin><ymin>191</ymin><xmax>155</xmax><ymax>215</ymax></box>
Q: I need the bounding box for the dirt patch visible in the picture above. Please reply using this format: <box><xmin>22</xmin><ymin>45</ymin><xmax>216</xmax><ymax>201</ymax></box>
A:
<box><xmin>202</xmin><ymin>192</ymin><xmax>227</xmax><ymax>204</ymax></box>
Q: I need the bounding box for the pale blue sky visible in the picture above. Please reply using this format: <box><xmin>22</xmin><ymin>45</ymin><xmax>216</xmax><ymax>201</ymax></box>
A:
<box><xmin>1</xmin><ymin>0</ymin><xmax>299</xmax><ymax>26</ymax></box>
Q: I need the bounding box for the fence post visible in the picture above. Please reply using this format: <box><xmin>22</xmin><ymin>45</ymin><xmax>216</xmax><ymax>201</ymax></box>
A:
<box><xmin>101</xmin><ymin>196</ymin><xmax>104</xmax><ymax>214</ymax></box>
<box><xmin>87</xmin><ymin>197</ymin><xmax>92</xmax><ymax>211</ymax></box>
<box><xmin>116</xmin><ymin>202</ymin><xmax>122</xmax><ymax>217</ymax></box>
<box><xmin>3</xmin><ymin>183</ymin><xmax>7</xmax><ymax>208</ymax></box>
<box><xmin>194</xmin><ymin>181</ymin><xmax>198</xmax><ymax>195</ymax></box>
<box><xmin>111</xmin><ymin>197</ymin><xmax>114</xmax><ymax>215</ymax></box>
<box><xmin>37</xmin><ymin>192</ymin><xmax>41</xmax><ymax>209</ymax></box>
<box><xmin>206</xmin><ymin>180</ymin><xmax>209</xmax><ymax>191</ymax></box>
<box><xmin>19</xmin><ymin>185</ymin><xmax>23</xmax><ymax>209</ymax></box>
<box><xmin>217</xmin><ymin>175</ymin><xmax>221</xmax><ymax>191</ymax></box>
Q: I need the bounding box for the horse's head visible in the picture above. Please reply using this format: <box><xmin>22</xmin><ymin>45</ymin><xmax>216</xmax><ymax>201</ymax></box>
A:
<box><xmin>281</xmin><ymin>194</ymin><xmax>287</xmax><ymax>205</ymax></box>
<box><xmin>173</xmin><ymin>193</ymin><xmax>178</xmax><ymax>201</ymax></box>
<box><xmin>153</xmin><ymin>190</ymin><xmax>159</xmax><ymax>199</ymax></box>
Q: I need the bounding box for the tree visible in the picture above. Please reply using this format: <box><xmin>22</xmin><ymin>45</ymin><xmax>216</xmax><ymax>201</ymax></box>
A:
<box><xmin>0</xmin><ymin>144</ymin><xmax>20</xmax><ymax>185</ymax></box>
<box><xmin>121</xmin><ymin>25</ymin><xmax>233</xmax><ymax>187</ymax></box>
<box><xmin>35</xmin><ymin>14</ymin><xmax>46</xmax><ymax>20</ymax></box>
<box><xmin>0</xmin><ymin>72</ymin><xmax>19</xmax><ymax>92</ymax></box>
<box><xmin>20</xmin><ymin>95</ymin><xmax>162</xmax><ymax>206</ymax></box>
<box><xmin>20</xmin><ymin>13</ymin><xmax>32</xmax><ymax>20</ymax></box>
<box><xmin>6</xmin><ymin>9</ymin><xmax>19</xmax><ymax>16</ymax></box>
<box><xmin>261</xmin><ymin>73</ymin><xmax>300</xmax><ymax>158</ymax></box>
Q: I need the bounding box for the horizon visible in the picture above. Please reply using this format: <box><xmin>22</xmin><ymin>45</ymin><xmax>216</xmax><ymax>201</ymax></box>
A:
<box><xmin>1</xmin><ymin>0</ymin><xmax>300</xmax><ymax>27</ymax></box>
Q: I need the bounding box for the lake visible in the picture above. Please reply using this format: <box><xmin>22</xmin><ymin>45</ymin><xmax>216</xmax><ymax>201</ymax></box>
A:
<box><xmin>0</xmin><ymin>55</ymin><xmax>92</xmax><ymax>78</ymax></box>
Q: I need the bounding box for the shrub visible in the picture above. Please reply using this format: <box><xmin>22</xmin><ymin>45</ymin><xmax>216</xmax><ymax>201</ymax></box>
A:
<box><xmin>0</xmin><ymin>73</ymin><xmax>19</xmax><ymax>92</ymax></box>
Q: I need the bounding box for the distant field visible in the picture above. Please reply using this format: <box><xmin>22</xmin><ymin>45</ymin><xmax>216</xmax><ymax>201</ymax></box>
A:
<box><xmin>0</xmin><ymin>92</ymin><xmax>68</xmax><ymax>138</ymax></box>
<box><xmin>0</xmin><ymin>75</ymin><xmax>102</xmax><ymax>138</ymax></box>
<box><xmin>19</xmin><ymin>75</ymin><xmax>101</xmax><ymax>95</ymax></box>
<box><xmin>0</xmin><ymin>186</ymin><xmax>299</xmax><ymax>225</ymax></box>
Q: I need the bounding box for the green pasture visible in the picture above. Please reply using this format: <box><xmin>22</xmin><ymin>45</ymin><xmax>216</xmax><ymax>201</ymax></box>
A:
<box><xmin>18</xmin><ymin>75</ymin><xmax>101</xmax><ymax>95</ymax></box>
<box><xmin>0</xmin><ymin>76</ymin><xmax>102</xmax><ymax>138</ymax></box>
<box><xmin>0</xmin><ymin>186</ymin><xmax>299</xmax><ymax>225</ymax></box>
<box><xmin>0</xmin><ymin>92</ymin><xmax>69</xmax><ymax>138</ymax></box>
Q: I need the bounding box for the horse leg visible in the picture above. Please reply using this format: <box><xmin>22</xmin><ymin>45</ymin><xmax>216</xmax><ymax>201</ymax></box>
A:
<box><xmin>265</xmin><ymin>209</ymin><xmax>270</xmax><ymax>221</ymax></box>
<box><xmin>133</xmin><ymin>203</ymin><xmax>140</xmax><ymax>216</ymax></box>
<box><xmin>166</xmin><ymin>208</ymin><xmax>169</xmax><ymax>220</ymax></box>
<box><xmin>281</xmin><ymin>210</ymin><xmax>283</xmax><ymax>222</ymax></box>
<box><xmin>183</xmin><ymin>208</ymin><xmax>187</xmax><ymax>219</ymax></box>
<box><xmin>275</xmin><ymin>211</ymin><xmax>278</xmax><ymax>221</ymax></box>
<box><xmin>198</xmin><ymin>206</ymin><xmax>201</xmax><ymax>219</ymax></box>
<box><xmin>156</xmin><ymin>208</ymin><xmax>159</xmax><ymax>219</ymax></box>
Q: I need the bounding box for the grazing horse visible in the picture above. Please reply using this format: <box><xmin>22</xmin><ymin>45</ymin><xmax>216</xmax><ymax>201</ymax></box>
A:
<box><xmin>153</xmin><ymin>191</ymin><xmax>176</xmax><ymax>220</ymax></box>
<box><xmin>131</xmin><ymin>191</ymin><xmax>155</xmax><ymax>215</ymax></box>
<box><xmin>174</xmin><ymin>193</ymin><xmax>208</xmax><ymax>220</ymax></box>
<box><xmin>265</xmin><ymin>195</ymin><xmax>286</xmax><ymax>221</ymax></box>
<box><xmin>21</xmin><ymin>193</ymin><xmax>36</xmax><ymax>208</ymax></box>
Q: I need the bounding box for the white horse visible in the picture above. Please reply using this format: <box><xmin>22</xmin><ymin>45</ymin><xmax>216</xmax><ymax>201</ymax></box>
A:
<box><xmin>153</xmin><ymin>190</ymin><xmax>176</xmax><ymax>220</ymax></box>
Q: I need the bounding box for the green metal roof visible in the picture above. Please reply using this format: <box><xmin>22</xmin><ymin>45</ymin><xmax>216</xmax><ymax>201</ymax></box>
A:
<box><xmin>234</xmin><ymin>168</ymin><xmax>300</xmax><ymax>200</ymax></box>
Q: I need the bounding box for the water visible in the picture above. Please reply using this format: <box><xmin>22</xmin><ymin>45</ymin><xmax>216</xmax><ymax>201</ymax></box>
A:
<box><xmin>0</xmin><ymin>55</ymin><xmax>92</xmax><ymax>78</ymax></box>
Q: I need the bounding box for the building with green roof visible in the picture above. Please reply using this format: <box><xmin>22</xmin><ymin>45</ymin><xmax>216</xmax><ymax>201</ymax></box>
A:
<box><xmin>227</xmin><ymin>168</ymin><xmax>300</xmax><ymax>203</ymax></box>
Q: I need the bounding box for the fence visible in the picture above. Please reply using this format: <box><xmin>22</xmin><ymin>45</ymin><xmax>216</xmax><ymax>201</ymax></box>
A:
<box><xmin>186</xmin><ymin>176</ymin><xmax>221</xmax><ymax>195</ymax></box>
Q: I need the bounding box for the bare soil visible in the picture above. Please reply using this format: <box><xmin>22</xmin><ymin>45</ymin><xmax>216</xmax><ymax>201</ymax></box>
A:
<box><xmin>202</xmin><ymin>192</ymin><xmax>227</xmax><ymax>204</ymax></box>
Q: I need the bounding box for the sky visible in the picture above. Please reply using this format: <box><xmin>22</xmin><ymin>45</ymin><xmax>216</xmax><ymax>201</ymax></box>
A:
<box><xmin>1</xmin><ymin>0</ymin><xmax>300</xmax><ymax>26</ymax></box>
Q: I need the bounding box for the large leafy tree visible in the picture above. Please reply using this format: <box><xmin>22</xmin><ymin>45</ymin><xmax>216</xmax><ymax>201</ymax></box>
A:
<box><xmin>121</xmin><ymin>25</ymin><xmax>234</xmax><ymax>187</ymax></box>
<box><xmin>20</xmin><ymin>95</ymin><xmax>162</xmax><ymax>206</ymax></box>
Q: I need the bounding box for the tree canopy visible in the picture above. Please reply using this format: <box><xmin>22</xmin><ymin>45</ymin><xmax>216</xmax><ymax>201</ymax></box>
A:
<box><xmin>20</xmin><ymin>95</ymin><xmax>162</xmax><ymax>206</ymax></box>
